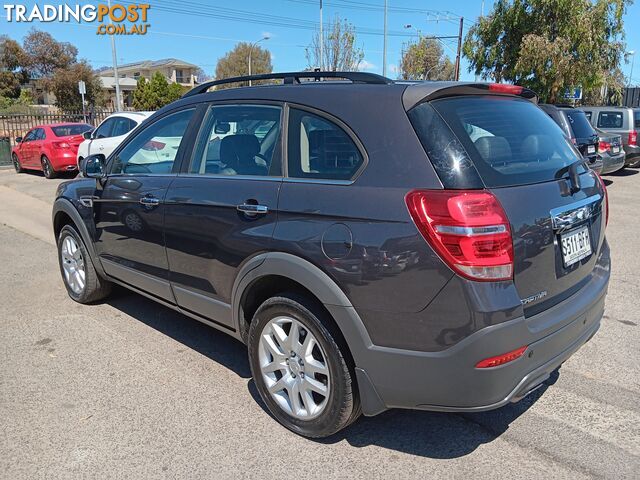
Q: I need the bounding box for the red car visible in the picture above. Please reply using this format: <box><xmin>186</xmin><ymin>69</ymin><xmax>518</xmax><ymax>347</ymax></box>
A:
<box><xmin>12</xmin><ymin>123</ymin><xmax>93</xmax><ymax>179</ymax></box>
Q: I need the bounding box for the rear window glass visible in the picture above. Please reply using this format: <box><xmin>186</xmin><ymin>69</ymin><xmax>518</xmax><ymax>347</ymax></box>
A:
<box><xmin>409</xmin><ymin>96</ymin><xmax>584</xmax><ymax>188</ymax></box>
<box><xmin>51</xmin><ymin>124</ymin><xmax>93</xmax><ymax>137</ymax></box>
<box><xmin>565</xmin><ymin>110</ymin><xmax>595</xmax><ymax>139</ymax></box>
<box><xmin>597</xmin><ymin>111</ymin><xmax>623</xmax><ymax>129</ymax></box>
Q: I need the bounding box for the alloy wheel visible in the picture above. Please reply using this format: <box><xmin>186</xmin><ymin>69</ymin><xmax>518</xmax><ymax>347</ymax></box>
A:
<box><xmin>258</xmin><ymin>315</ymin><xmax>331</xmax><ymax>420</ymax></box>
<box><xmin>12</xmin><ymin>154</ymin><xmax>21</xmax><ymax>173</ymax></box>
<box><xmin>60</xmin><ymin>235</ymin><xmax>86</xmax><ymax>294</ymax></box>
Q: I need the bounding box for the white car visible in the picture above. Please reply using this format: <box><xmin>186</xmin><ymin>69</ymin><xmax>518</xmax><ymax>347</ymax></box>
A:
<box><xmin>77</xmin><ymin>111</ymin><xmax>154</xmax><ymax>165</ymax></box>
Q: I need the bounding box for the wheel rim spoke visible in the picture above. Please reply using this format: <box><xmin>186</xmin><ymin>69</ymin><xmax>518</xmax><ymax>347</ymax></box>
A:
<box><xmin>59</xmin><ymin>235</ymin><xmax>85</xmax><ymax>295</ymax></box>
<box><xmin>258</xmin><ymin>315</ymin><xmax>331</xmax><ymax>420</ymax></box>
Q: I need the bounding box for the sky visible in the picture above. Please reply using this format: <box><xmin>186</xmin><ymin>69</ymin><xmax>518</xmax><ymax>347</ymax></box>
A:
<box><xmin>1</xmin><ymin>0</ymin><xmax>639</xmax><ymax>84</ymax></box>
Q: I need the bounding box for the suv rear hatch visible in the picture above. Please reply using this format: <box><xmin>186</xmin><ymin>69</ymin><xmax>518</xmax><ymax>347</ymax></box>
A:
<box><xmin>406</xmin><ymin>86</ymin><xmax>607</xmax><ymax>316</ymax></box>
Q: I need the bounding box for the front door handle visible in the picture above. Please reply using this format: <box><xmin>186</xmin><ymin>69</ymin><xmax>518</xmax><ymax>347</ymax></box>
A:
<box><xmin>237</xmin><ymin>203</ymin><xmax>268</xmax><ymax>215</ymax></box>
<box><xmin>140</xmin><ymin>196</ymin><xmax>160</xmax><ymax>206</ymax></box>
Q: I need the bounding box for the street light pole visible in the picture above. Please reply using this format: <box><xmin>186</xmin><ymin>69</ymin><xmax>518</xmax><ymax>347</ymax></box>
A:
<box><xmin>627</xmin><ymin>50</ymin><xmax>636</xmax><ymax>88</ymax></box>
<box><xmin>382</xmin><ymin>0</ymin><xmax>388</xmax><ymax>77</ymax></box>
<box><xmin>319</xmin><ymin>0</ymin><xmax>323</xmax><ymax>70</ymax></box>
<box><xmin>108</xmin><ymin>0</ymin><xmax>122</xmax><ymax>111</ymax></box>
<box><xmin>248</xmin><ymin>36</ymin><xmax>270</xmax><ymax>86</ymax></box>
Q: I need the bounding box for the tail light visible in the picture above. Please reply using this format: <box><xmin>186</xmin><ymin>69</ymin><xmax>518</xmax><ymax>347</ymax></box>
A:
<box><xmin>142</xmin><ymin>140</ymin><xmax>166</xmax><ymax>151</ymax></box>
<box><xmin>598</xmin><ymin>141</ymin><xmax>611</xmax><ymax>153</ymax></box>
<box><xmin>405</xmin><ymin>190</ymin><xmax>514</xmax><ymax>281</ymax></box>
<box><xmin>476</xmin><ymin>346</ymin><xmax>528</xmax><ymax>368</ymax></box>
<box><xmin>52</xmin><ymin>141</ymin><xmax>70</xmax><ymax>149</ymax></box>
<box><xmin>629</xmin><ymin>131</ymin><xmax>638</xmax><ymax>146</ymax></box>
<box><xmin>488</xmin><ymin>84</ymin><xmax>523</xmax><ymax>95</ymax></box>
<box><xmin>596</xmin><ymin>173</ymin><xmax>609</xmax><ymax>227</ymax></box>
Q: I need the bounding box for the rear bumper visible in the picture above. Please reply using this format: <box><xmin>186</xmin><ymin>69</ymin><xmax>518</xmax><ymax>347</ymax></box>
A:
<box><xmin>335</xmin><ymin>241</ymin><xmax>610</xmax><ymax>416</ymax></box>
<box><xmin>49</xmin><ymin>151</ymin><xmax>79</xmax><ymax>170</ymax></box>
<box><xmin>623</xmin><ymin>144</ymin><xmax>640</xmax><ymax>165</ymax></box>
<box><xmin>601</xmin><ymin>151</ymin><xmax>626</xmax><ymax>174</ymax></box>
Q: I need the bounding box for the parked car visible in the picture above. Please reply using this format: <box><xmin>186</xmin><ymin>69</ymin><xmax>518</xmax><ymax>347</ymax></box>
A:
<box><xmin>538</xmin><ymin>104</ymin><xmax>602</xmax><ymax>173</ymax></box>
<box><xmin>77</xmin><ymin>111</ymin><xmax>153</xmax><ymax>168</ymax></box>
<box><xmin>579</xmin><ymin>106</ymin><xmax>639</xmax><ymax>167</ymax></box>
<box><xmin>595</xmin><ymin>127</ymin><xmax>625</xmax><ymax>174</ymax></box>
<box><xmin>12</xmin><ymin>123</ymin><xmax>93</xmax><ymax>179</ymax></box>
<box><xmin>53</xmin><ymin>73</ymin><xmax>609</xmax><ymax>438</ymax></box>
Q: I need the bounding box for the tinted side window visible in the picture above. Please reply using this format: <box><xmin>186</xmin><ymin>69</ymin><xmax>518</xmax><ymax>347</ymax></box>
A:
<box><xmin>583</xmin><ymin>111</ymin><xmax>592</xmax><ymax>121</ymax></box>
<box><xmin>94</xmin><ymin>118</ymin><xmax>116</xmax><ymax>138</ymax></box>
<box><xmin>111</xmin><ymin>117</ymin><xmax>135</xmax><ymax>137</ymax></box>
<box><xmin>189</xmin><ymin>104</ymin><xmax>282</xmax><ymax>176</ymax></box>
<box><xmin>287</xmin><ymin>108</ymin><xmax>363</xmax><ymax>180</ymax></box>
<box><xmin>111</xmin><ymin>108</ymin><xmax>195</xmax><ymax>175</ymax></box>
<box><xmin>565</xmin><ymin>110</ymin><xmax>596</xmax><ymax>138</ymax></box>
<box><xmin>597</xmin><ymin>111</ymin><xmax>623</xmax><ymax>129</ymax></box>
<box><xmin>35</xmin><ymin>128</ymin><xmax>46</xmax><ymax>140</ymax></box>
<box><xmin>23</xmin><ymin>130</ymin><xmax>36</xmax><ymax>142</ymax></box>
<box><xmin>634</xmin><ymin>110</ymin><xmax>640</xmax><ymax>128</ymax></box>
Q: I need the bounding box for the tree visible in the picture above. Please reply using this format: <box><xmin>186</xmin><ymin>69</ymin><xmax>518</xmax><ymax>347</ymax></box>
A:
<box><xmin>23</xmin><ymin>29</ymin><xmax>77</xmax><ymax>78</ymax></box>
<box><xmin>132</xmin><ymin>72</ymin><xmax>185</xmax><ymax>110</ymax></box>
<box><xmin>306</xmin><ymin>16</ymin><xmax>364</xmax><ymax>71</ymax></box>
<box><xmin>215</xmin><ymin>42</ymin><xmax>272</xmax><ymax>88</ymax></box>
<box><xmin>46</xmin><ymin>61</ymin><xmax>103</xmax><ymax>111</ymax></box>
<box><xmin>0</xmin><ymin>35</ymin><xmax>29</xmax><ymax>99</ymax></box>
<box><xmin>400</xmin><ymin>37</ymin><xmax>455</xmax><ymax>81</ymax></box>
<box><xmin>463</xmin><ymin>0</ymin><xmax>631</xmax><ymax>103</ymax></box>
<box><xmin>194</xmin><ymin>67</ymin><xmax>211</xmax><ymax>83</ymax></box>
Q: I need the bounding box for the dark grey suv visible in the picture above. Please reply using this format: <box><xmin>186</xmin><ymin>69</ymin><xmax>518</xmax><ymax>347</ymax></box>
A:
<box><xmin>52</xmin><ymin>72</ymin><xmax>610</xmax><ymax>438</ymax></box>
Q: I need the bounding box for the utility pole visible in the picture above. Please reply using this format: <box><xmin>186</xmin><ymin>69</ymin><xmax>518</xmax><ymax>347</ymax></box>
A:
<box><xmin>108</xmin><ymin>0</ymin><xmax>122</xmax><ymax>111</ymax></box>
<box><xmin>454</xmin><ymin>17</ymin><xmax>464</xmax><ymax>81</ymax></box>
<box><xmin>319</xmin><ymin>0</ymin><xmax>323</xmax><ymax>70</ymax></box>
<box><xmin>382</xmin><ymin>0</ymin><xmax>388</xmax><ymax>77</ymax></box>
<box><xmin>248</xmin><ymin>36</ymin><xmax>270</xmax><ymax>86</ymax></box>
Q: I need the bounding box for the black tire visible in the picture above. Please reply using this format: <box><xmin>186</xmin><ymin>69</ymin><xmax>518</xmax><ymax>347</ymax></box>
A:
<box><xmin>248</xmin><ymin>292</ymin><xmax>360</xmax><ymax>438</ymax></box>
<box><xmin>41</xmin><ymin>155</ymin><xmax>56</xmax><ymax>179</ymax></box>
<box><xmin>12</xmin><ymin>153</ymin><xmax>23</xmax><ymax>173</ymax></box>
<box><xmin>57</xmin><ymin>224</ymin><xmax>112</xmax><ymax>303</ymax></box>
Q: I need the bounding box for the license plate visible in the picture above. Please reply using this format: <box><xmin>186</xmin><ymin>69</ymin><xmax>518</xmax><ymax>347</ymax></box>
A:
<box><xmin>560</xmin><ymin>226</ymin><xmax>592</xmax><ymax>267</ymax></box>
<box><xmin>612</xmin><ymin>146</ymin><xmax>620</xmax><ymax>153</ymax></box>
<box><xmin>587</xmin><ymin>145</ymin><xmax>595</xmax><ymax>154</ymax></box>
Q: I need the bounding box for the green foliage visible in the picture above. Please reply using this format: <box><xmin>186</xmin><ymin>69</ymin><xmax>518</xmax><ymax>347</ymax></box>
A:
<box><xmin>400</xmin><ymin>37</ymin><xmax>455</xmax><ymax>81</ymax></box>
<box><xmin>22</xmin><ymin>28</ymin><xmax>77</xmax><ymax>78</ymax></box>
<box><xmin>45</xmin><ymin>61</ymin><xmax>104</xmax><ymax>111</ymax></box>
<box><xmin>215</xmin><ymin>42</ymin><xmax>273</xmax><ymax>88</ymax></box>
<box><xmin>306</xmin><ymin>16</ymin><xmax>364</xmax><ymax>71</ymax></box>
<box><xmin>132</xmin><ymin>72</ymin><xmax>184</xmax><ymax>110</ymax></box>
<box><xmin>463</xmin><ymin>0</ymin><xmax>631</xmax><ymax>103</ymax></box>
<box><xmin>0</xmin><ymin>35</ymin><xmax>29</xmax><ymax>99</ymax></box>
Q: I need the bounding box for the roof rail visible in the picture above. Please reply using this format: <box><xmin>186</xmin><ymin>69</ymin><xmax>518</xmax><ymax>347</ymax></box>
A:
<box><xmin>182</xmin><ymin>71</ymin><xmax>393</xmax><ymax>98</ymax></box>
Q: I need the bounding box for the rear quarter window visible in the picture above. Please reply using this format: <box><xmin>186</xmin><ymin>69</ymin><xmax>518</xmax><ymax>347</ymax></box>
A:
<box><xmin>634</xmin><ymin>110</ymin><xmax>640</xmax><ymax>128</ymax></box>
<box><xmin>409</xmin><ymin>96</ymin><xmax>584</xmax><ymax>188</ymax></box>
<box><xmin>597</xmin><ymin>111</ymin><xmax>624</xmax><ymax>129</ymax></box>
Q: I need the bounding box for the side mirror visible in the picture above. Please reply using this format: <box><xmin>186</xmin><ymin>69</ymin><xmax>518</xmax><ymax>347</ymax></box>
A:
<box><xmin>81</xmin><ymin>154</ymin><xmax>106</xmax><ymax>179</ymax></box>
<box><xmin>15</xmin><ymin>137</ymin><xmax>22</xmax><ymax>143</ymax></box>
<box><xmin>83</xmin><ymin>131</ymin><xmax>93</xmax><ymax>140</ymax></box>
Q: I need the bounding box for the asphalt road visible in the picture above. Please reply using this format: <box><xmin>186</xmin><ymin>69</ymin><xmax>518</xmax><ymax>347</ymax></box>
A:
<box><xmin>0</xmin><ymin>167</ymin><xmax>639</xmax><ymax>479</ymax></box>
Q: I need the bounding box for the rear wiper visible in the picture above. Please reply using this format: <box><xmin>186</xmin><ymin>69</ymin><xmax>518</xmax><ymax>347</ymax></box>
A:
<box><xmin>555</xmin><ymin>158</ymin><xmax>588</xmax><ymax>194</ymax></box>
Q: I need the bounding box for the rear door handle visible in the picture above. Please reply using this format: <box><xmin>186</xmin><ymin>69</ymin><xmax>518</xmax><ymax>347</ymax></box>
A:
<box><xmin>140</xmin><ymin>196</ymin><xmax>160</xmax><ymax>206</ymax></box>
<box><xmin>237</xmin><ymin>203</ymin><xmax>268</xmax><ymax>215</ymax></box>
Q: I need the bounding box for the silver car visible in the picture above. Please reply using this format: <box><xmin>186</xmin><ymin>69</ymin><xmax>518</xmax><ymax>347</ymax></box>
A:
<box><xmin>579</xmin><ymin>106</ymin><xmax>639</xmax><ymax>166</ymax></box>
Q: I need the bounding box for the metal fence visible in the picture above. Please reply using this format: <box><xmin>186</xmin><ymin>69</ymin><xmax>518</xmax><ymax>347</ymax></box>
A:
<box><xmin>0</xmin><ymin>108</ymin><xmax>117</xmax><ymax>147</ymax></box>
<box><xmin>623</xmin><ymin>87</ymin><xmax>640</xmax><ymax>108</ymax></box>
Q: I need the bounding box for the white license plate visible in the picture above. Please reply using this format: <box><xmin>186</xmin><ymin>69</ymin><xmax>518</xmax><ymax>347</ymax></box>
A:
<box><xmin>561</xmin><ymin>226</ymin><xmax>592</xmax><ymax>267</ymax></box>
<box><xmin>612</xmin><ymin>146</ymin><xmax>620</xmax><ymax>153</ymax></box>
<box><xmin>587</xmin><ymin>145</ymin><xmax>595</xmax><ymax>154</ymax></box>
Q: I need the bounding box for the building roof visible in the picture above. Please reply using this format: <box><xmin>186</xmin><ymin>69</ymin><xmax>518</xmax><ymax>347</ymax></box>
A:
<box><xmin>101</xmin><ymin>58</ymin><xmax>198</xmax><ymax>75</ymax></box>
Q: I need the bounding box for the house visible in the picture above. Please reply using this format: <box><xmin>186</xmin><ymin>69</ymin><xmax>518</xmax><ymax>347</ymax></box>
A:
<box><xmin>99</xmin><ymin>76</ymin><xmax>138</xmax><ymax>108</ymax></box>
<box><xmin>99</xmin><ymin>58</ymin><xmax>200</xmax><ymax>88</ymax></box>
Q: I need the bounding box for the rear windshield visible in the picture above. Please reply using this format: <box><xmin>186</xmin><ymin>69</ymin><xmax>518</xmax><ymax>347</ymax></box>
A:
<box><xmin>408</xmin><ymin>96</ymin><xmax>584</xmax><ymax>188</ymax></box>
<box><xmin>51</xmin><ymin>124</ymin><xmax>93</xmax><ymax>137</ymax></box>
<box><xmin>565</xmin><ymin>110</ymin><xmax>596</xmax><ymax>139</ymax></box>
<box><xmin>597</xmin><ymin>111</ymin><xmax>623</xmax><ymax>129</ymax></box>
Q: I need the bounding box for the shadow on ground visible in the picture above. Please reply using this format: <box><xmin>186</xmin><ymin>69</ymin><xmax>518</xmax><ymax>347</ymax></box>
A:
<box><xmin>106</xmin><ymin>287</ymin><xmax>554</xmax><ymax>459</ymax></box>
